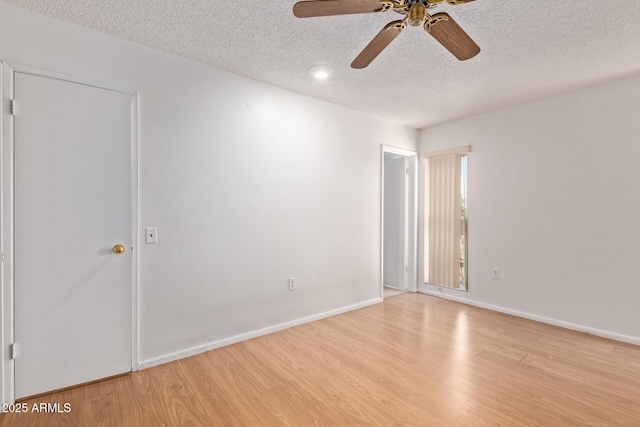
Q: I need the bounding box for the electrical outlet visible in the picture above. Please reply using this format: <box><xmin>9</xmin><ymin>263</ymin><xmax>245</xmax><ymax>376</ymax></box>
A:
<box><xmin>491</xmin><ymin>268</ymin><xmax>501</xmax><ymax>280</ymax></box>
<box><xmin>288</xmin><ymin>277</ymin><xmax>296</xmax><ymax>291</ymax></box>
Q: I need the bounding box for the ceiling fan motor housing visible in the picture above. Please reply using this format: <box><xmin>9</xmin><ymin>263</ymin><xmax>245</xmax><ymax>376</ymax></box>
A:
<box><xmin>407</xmin><ymin>1</ymin><xmax>428</xmax><ymax>26</ymax></box>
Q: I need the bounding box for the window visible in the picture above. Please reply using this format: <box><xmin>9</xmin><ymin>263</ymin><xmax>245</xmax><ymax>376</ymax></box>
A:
<box><xmin>424</xmin><ymin>146</ymin><xmax>470</xmax><ymax>291</ymax></box>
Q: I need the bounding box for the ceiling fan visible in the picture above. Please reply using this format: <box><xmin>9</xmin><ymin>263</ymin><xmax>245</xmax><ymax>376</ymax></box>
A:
<box><xmin>293</xmin><ymin>0</ymin><xmax>480</xmax><ymax>69</ymax></box>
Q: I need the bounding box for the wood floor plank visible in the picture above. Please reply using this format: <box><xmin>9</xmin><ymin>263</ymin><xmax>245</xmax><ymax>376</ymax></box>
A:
<box><xmin>2</xmin><ymin>292</ymin><xmax>640</xmax><ymax>426</ymax></box>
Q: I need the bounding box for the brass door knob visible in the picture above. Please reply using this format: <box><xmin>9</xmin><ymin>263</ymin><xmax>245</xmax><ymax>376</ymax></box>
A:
<box><xmin>113</xmin><ymin>244</ymin><xmax>126</xmax><ymax>254</ymax></box>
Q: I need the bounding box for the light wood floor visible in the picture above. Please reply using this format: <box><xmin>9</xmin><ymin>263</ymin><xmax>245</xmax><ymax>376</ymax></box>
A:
<box><xmin>2</xmin><ymin>293</ymin><xmax>640</xmax><ymax>426</ymax></box>
<box><xmin>383</xmin><ymin>285</ymin><xmax>404</xmax><ymax>299</ymax></box>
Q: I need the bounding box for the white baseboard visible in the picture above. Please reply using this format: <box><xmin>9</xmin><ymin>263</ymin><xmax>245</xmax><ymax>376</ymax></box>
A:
<box><xmin>418</xmin><ymin>286</ymin><xmax>640</xmax><ymax>346</ymax></box>
<box><xmin>138</xmin><ymin>298</ymin><xmax>382</xmax><ymax>370</ymax></box>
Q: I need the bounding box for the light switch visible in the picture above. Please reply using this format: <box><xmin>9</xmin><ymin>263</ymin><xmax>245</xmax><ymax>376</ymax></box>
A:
<box><xmin>145</xmin><ymin>227</ymin><xmax>158</xmax><ymax>244</ymax></box>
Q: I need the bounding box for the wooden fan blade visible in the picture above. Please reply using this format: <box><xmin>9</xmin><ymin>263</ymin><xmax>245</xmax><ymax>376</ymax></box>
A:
<box><xmin>351</xmin><ymin>20</ymin><xmax>405</xmax><ymax>69</ymax></box>
<box><xmin>445</xmin><ymin>0</ymin><xmax>476</xmax><ymax>4</ymax></box>
<box><xmin>425</xmin><ymin>13</ymin><xmax>480</xmax><ymax>60</ymax></box>
<box><xmin>293</xmin><ymin>0</ymin><xmax>390</xmax><ymax>18</ymax></box>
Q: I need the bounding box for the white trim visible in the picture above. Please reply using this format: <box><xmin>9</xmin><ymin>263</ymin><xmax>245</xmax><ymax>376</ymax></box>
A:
<box><xmin>418</xmin><ymin>286</ymin><xmax>640</xmax><ymax>346</ymax></box>
<box><xmin>381</xmin><ymin>145</ymin><xmax>418</xmax><ymax>300</ymax></box>
<box><xmin>130</xmin><ymin>92</ymin><xmax>140</xmax><ymax>372</ymax></box>
<box><xmin>383</xmin><ymin>146</ymin><xmax>416</xmax><ymax>158</ymax></box>
<box><xmin>2</xmin><ymin>61</ymin><xmax>137</xmax><ymax>95</ymax></box>
<box><xmin>139</xmin><ymin>298</ymin><xmax>382</xmax><ymax>370</ymax></box>
<box><xmin>1</xmin><ymin>61</ymin><xmax>16</xmax><ymax>405</ymax></box>
<box><xmin>403</xmin><ymin>156</ymin><xmax>409</xmax><ymax>288</ymax></box>
<box><xmin>422</xmin><ymin>158</ymin><xmax>429</xmax><ymax>284</ymax></box>
<box><xmin>0</xmin><ymin>61</ymin><xmax>140</xmax><ymax>403</ymax></box>
<box><xmin>380</xmin><ymin>149</ymin><xmax>384</xmax><ymax>300</ymax></box>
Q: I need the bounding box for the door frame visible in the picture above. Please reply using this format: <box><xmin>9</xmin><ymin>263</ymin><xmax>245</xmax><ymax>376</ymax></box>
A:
<box><xmin>0</xmin><ymin>62</ymin><xmax>140</xmax><ymax>404</ymax></box>
<box><xmin>380</xmin><ymin>145</ymin><xmax>418</xmax><ymax>299</ymax></box>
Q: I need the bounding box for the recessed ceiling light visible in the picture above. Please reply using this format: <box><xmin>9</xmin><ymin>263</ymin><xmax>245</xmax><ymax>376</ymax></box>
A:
<box><xmin>310</xmin><ymin>65</ymin><xmax>333</xmax><ymax>79</ymax></box>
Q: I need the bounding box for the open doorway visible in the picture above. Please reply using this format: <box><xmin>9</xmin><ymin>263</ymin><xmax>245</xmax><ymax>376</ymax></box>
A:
<box><xmin>381</xmin><ymin>146</ymin><xmax>417</xmax><ymax>300</ymax></box>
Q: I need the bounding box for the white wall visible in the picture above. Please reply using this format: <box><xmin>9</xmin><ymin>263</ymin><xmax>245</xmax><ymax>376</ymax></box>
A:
<box><xmin>0</xmin><ymin>3</ymin><xmax>417</xmax><ymax>367</ymax></box>
<box><xmin>418</xmin><ymin>75</ymin><xmax>640</xmax><ymax>343</ymax></box>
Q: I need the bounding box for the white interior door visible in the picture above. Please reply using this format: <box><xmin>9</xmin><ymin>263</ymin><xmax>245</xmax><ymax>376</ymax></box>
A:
<box><xmin>383</xmin><ymin>156</ymin><xmax>406</xmax><ymax>290</ymax></box>
<box><xmin>14</xmin><ymin>72</ymin><xmax>132</xmax><ymax>399</ymax></box>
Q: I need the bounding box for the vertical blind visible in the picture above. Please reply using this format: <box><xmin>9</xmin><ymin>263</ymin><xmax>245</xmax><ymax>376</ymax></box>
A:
<box><xmin>424</xmin><ymin>146</ymin><xmax>470</xmax><ymax>289</ymax></box>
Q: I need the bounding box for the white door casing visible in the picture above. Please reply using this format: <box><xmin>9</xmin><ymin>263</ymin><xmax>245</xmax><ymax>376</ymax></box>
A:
<box><xmin>1</xmin><ymin>63</ymin><xmax>139</xmax><ymax>401</ymax></box>
<box><xmin>380</xmin><ymin>146</ymin><xmax>418</xmax><ymax>299</ymax></box>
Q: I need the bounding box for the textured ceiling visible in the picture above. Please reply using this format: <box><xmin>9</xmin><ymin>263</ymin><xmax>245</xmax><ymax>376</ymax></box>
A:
<box><xmin>3</xmin><ymin>0</ymin><xmax>640</xmax><ymax>128</ymax></box>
